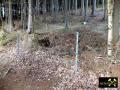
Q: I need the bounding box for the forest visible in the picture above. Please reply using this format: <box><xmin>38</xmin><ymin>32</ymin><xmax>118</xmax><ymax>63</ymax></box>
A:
<box><xmin>0</xmin><ymin>0</ymin><xmax>120</xmax><ymax>90</ymax></box>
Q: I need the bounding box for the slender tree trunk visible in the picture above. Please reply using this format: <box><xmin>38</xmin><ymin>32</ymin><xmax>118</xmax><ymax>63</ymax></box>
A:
<box><xmin>71</xmin><ymin>0</ymin><xmax>75</xmax><ymax>13</ymax></box>
<box><xmin>5</xmin><ymin>1</ymin><xmax>8</xmax><ymax>26</ymax></box>
<box><xmin>56</xmin><ymin>0</ymin><xmax>59</xmax><ymax>12</ymax></box>
<box><xmin>36</xmin><ymin>0</ymin><xmax>40</xmax><ymax>16</ymax></box>
<box><xmin>102</xmin><ymin>0</ymin><xmax>106</xmax><ymax>20</ymax></box>
<box><xmin>23</xmin><ymin>0</ymin><xmax>27</xmax><ymax>31</ymax></box>
<box><xmin>52</xmin><ymin>0</ymin><xmax>55</xmax><ymax>22</ymax></box>
<box><xmin>102</xmin><ymin>0</ymin><xmax>105</xmax><ymax>15</ymax></box>
<box><xmin>8</xmin><ymin>0</ymin><xmax>12</xmax><ymax>32</ymax></box>
<box><xmin>75</xmin><ymin>0</ymin><xmax>77</xmax><ymax>14</ymax></box>
<box><xmin>43</xmin><ymin>0</ymin><xmax>47</xmax><ymax>22</ymax></box>
<box><xmin>51</xmin><ymin>0</ymin><xmax>54</xmax><ymax>15</ymax></box>
<box><xmin>86</xmin><ymin>0</ymin><xmax>89</xmax><ymax>14</ymax></box>
<box><xmin>68</xmin><ymin>0</ymin><xmax>71</xmax><ymax>11</ymax></box>
<box><xmin>64</xmin><ymin>0</ymin><xmax>68</xmax><ymax>29</ymax></box>
<box><xmin>62</xmin><ymin>0</ymin><xmax>64</xmax><ymax>12</ymax></box>
<box><xmin>27</xmin><ymin>0</ymin><xmax>32</xmax><ymax>33</ymax></box>
<box><xmin>54</xmin><ymin>0</ymin><xmax>58</xmax><ymax>22</ymax></box>
<box><xmin>0</xmin><ymin>4</ymin><xmax>4</xmax><ymax>31</ymax></box>
<box><xmin>91</xmin><ymin>0</ymin><xmax>96</xmax><ymax>16</ymax></box>
<box><xmin>94</xmin><ymin>0</ymin><xmax>96</xmax><ymax>9</ymax></box>
<box><xmin>81</xmin><ymin>0</ymin><xmax>85</xmax><ymax>16</ymax></box>
<box><xmin>43</xmin><ymin>0</ymin><xmax>46</xmax><ymax>13</ymax></box>
<box><xmin>21</xmin><ymin>0</ymin><xmax>24</xmax><ymax>26</ymax></box>
<box><xmin>107</xmin><ymin>0</ymin><xmax>114</xmax><ymax>57</ymax></box>
<box><xmin>1</xmin><ymin>4</ymin><xmax>5</xmax><ymax>19</ymax></box>
<box><xmin>84</xmin><ymin>0</ymin><xmax>88</xmax><ymax>22</ymax></box>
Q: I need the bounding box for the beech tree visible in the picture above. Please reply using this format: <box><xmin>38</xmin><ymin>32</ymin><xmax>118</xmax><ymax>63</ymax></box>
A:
<box><xmin>107</xmin><ymin>0</ymin><xmax>114</xmax><ymax>57</ymax></box>
<box><xmin>27</xmin><ymin>0</ymin><xmax>32</xmax><ymax>33</ymax></box>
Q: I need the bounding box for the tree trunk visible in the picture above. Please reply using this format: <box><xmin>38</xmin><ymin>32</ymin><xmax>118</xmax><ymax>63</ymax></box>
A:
<box><xmin>86</xmin><ymin>0</ymin><xmax>89</xmax><ymax>14</ymax></box>
<box><xmin>36</xmin><ymin>0</ymin><xmax>40</xmax><ymax>16</ymax></box>
<box><xmin>21</xmin><ymin>0</ymin><xmax>24</xmax><ymax>26</ymax></box>
<box><xmin>56</xmin><ymin>0</ymin><xmax>59</xmax><ymax>12</ymax></box>
<box><xmin>27</xmin><ymin>0</ymin><xmax>32</xmax><ymax>33</ymax></box>
<box><xmin>68</xmin><ymin>0</ymin><xmax>71</xmax><ymax>11</ymax></box>
<box><xmin>0</xmin><ymin>4</ymin><xmax>4</xmax><ymax>31</ymax></box>
<box><xmin>51</xmin><ymin>0</ymin><xmax>54</xmax><ymax>15</ymax></box>
<box><xmin>107</xmin><ymin>0</ymin><xmax>114</xmax><ymax>57</ymax></box>
<box><xmin>91</xmin><ymin>0</ymin><xmax>96</xmax><ymax>16</ymax></box>
<box><xmin>43</xmin><ymin>0</ymin><xmax>46</xmax><ymax>13</ymax></box>
<box><xmin>64</xmin><ymin>0</ymin><xmax>68</xmax><ymax>29</ymax></box>
<box><xmin>43</xmin><ymin>0</ymin><xmax>47</xmax><ymax>22</ymax></box>
<box><xmin>113</xmin><ymin>0</ymin><xmax>120</xmax><ymax>44</ymax></box>
<box><xmin>75</xmin><ymin>0</ymin><xmax>77</xmax><ymax>14</ymax></box>
<box><xmin>84</xmin><ymin>0</ymin><xmax>88</xmax><ymax>22</ymax></box>
<box><xmin>54</xmin><ymin>0</ymin><xmax>59</xmax><ymax>22</ymax></box>
<box><xmin>81</xmin><ymin>0</ymin><xmax>85</xmax><ymax>16</ymax></box>
<box><xmin>8</xmin><ymin>0</ymin><xmax>12</xmax><ymax>32</ymax></box>
<box><xmin>71</xmin><ymin>0</ymin><xmax>75</xmax><ymax>13</ymax></box>
<box><xmin>102</xmin><ymin>0</ymin><xmax>106</xmax><ymax>20</ymax></box>
<box><xmin>102</xmin><ymin>0</ymin><xmax>105</xmax><ymax>17</ymax></box>
<box><xmin>23</xmin><ymin>0</ymin><xmax>27</xmax><ymax>31</ymax></box>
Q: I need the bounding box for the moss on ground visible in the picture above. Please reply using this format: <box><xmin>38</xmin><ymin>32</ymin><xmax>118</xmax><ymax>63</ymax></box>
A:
<box><xmin>0</xmin><ymin>31</ymin><xmax>17</xmax><ymax>46</ymax></box>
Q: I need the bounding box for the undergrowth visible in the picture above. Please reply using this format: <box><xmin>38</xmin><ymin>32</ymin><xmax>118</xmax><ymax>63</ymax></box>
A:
<box><xmin>0</xmin><ymin>31</ymin><xmax>17</xmax><ymax>46</ymax></box>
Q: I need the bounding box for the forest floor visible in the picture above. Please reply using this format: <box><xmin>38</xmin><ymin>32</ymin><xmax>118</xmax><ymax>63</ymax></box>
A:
<box><xmin>0</xmin><ymin>10</ymin><xmax>120</xmax><ymax>90</ymax></box>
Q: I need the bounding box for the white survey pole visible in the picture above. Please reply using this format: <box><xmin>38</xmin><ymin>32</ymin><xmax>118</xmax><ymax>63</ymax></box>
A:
<box><xmin>75</xmin><ymin>32</ymin><xmax>79</xmax><ymax>73</ymax></box>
